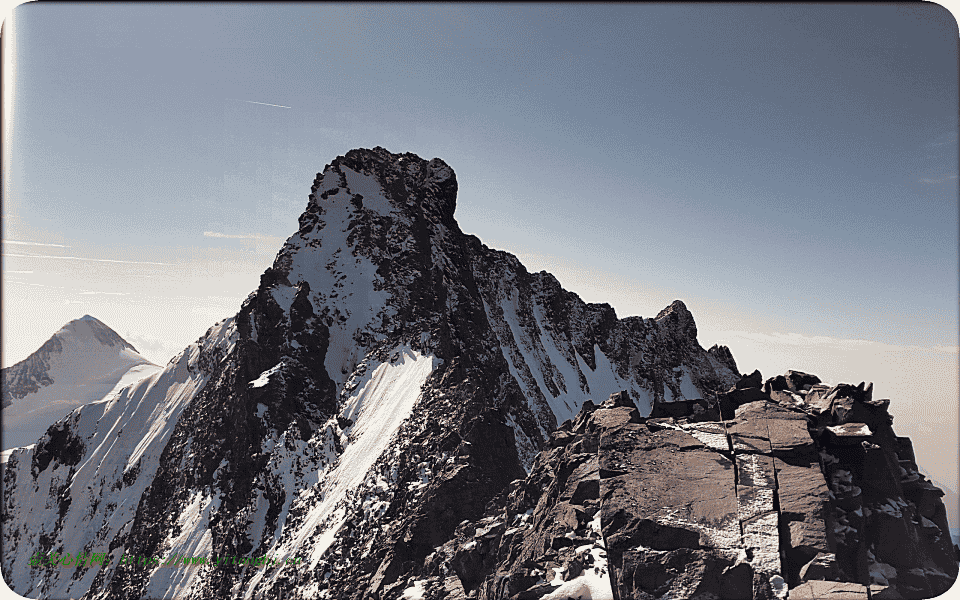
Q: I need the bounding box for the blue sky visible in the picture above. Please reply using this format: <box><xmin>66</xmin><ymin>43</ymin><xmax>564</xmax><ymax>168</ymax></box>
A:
<box><xmin>3</xmin><ymin>4</ymin><xmax>958</xmax><ymax>497</ymax></box>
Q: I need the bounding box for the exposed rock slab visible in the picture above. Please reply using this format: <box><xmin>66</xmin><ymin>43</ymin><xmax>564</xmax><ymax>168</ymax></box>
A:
<box><xmin>788</xmin><ymin>580</ymin><xmax>869</xmax><ymax>599</ymax></box>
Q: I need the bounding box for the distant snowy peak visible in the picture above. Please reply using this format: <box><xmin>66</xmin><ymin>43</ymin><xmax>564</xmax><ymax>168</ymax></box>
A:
<box><xmin>3</xmin><ymin>315</ymin><xmax>149</xmax><ymax>399</ymax></box>
<box><xmin>55</xmin><ymin>314</ymin><xmax>140</xmax><ymax>353</ymax></box>
<box><xmin>2</xmin><ymin>316</ymin><xmax>158</xmax><ymax>448</ymax></box>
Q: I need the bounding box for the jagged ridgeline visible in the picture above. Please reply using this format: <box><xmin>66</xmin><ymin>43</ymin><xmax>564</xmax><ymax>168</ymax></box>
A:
<box><xmin>2</xmin><ymin>147</ymin><xmax>956</xmax><ymax>600</ymax></box>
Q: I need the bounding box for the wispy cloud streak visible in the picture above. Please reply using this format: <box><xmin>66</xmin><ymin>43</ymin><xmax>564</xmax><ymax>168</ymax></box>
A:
<box><xmin>3</xmin><ymin>253</ymin><xmax>173</xmax><ymax>266</ymax></box>
<box><xmin>6</xmin><ymin>240</ymin><xmax>69</xmax><ymax>247</ymax></box>
<box><xmin>712</xmin><ymin>329</ymin><xmax>959</xmax><ymax>356</ymax></box>
<box><xmin>79</xmin><ymin>291</ymin><xmax>129</xmax><ymax>296</ymax></box>
<box><xmin>204</xmin><ymin>231</ymin><xmax>283</xmax><ymax>241</ymax></box>
<box><xmin>918</xmin><ymin>174</ymin><xmax>958</xmax><ymax>184</ymax></box>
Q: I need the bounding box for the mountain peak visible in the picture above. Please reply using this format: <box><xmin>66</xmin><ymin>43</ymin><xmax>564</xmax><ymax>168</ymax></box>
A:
<box><xmin>2</xmin><ymin>316</ymin><xmax>157</xmax><ymax>443</ymax></box>
<box><xmin>308</xmin><ymin>146</ymin><xmax>458</xmax><ymax>227</ymax></box>
<box><xmin>4</xmin><ymin>149</ymin><xmax>956</xmax><ymax>600</ymax></box>
<box><xmin>655</xmin><ymin>298</ymin><xmax>698</xmax><ymax>340</ymax></box>
<box><xmin>56</xmin><ymin>314</ymin><xmax>137</xmax><ymax>352</ymax></box>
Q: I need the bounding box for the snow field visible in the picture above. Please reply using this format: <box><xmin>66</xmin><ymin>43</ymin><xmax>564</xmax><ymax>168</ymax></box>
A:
<box><xmin>1</xmin><ymin>318</ymin><xmax>237</xmax><ymax>600</ymax></box>
<box><xmin>3</xmin><ymin>320</ymin><xmax>160</xmax><ymax>450</ymax></box>
<box><xmin>250</xmin><ymin>345</ymin><xmax>439</xmax><ymax>591</ymax></box>
<box><xmin>481</xmin><ymin>284</ymin><xmax>654</xmax><ymax>467</ymax></box>
<box><xmin>279</xmin><ymin>163</ymin><xmax>394</xmax><ymax>390</ymax></box>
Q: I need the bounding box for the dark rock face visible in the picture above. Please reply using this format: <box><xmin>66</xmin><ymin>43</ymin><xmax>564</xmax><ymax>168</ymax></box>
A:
<box><xmin>411</xmin><ymin>383</ymin><xmax>957</xmax><ymax>600</ymax></box>
<box><xmin>420</xmin><ymin>401</ymin><xmax>609</xmax><ymax>600</ymax></box>
<box><xmin>2</xmin><ymin>147</ymin><xmax>955</xmax><ymax>600</ymax></box>
<box><xmin>1</xmin><ymin>336</ymin><xmax>60</xmax><ymax>406</ymax></box>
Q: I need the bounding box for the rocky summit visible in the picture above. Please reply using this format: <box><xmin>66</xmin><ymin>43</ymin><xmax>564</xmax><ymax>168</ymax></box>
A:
<box><xmin>424</xmin><ymin>379</ymin><xmax>958</xmax><ymax>600</ymax></box>
<box><xmin>2</xmin><ymin>148</ymin><xmax>956</xmax><ymax>600</ymax></box>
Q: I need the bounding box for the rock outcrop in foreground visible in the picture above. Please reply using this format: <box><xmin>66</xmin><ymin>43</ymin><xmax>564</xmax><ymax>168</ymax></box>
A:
<box><xmin>416</xmin><ymin>372</ymin><xmax>959</xmax><ymax>600</ymax></box>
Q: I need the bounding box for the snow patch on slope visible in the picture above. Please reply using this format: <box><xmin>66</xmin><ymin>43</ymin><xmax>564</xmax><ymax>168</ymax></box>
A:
<box><xmin>248</xmin><ymin>345</ymin><xmax>439</xmax><ymax>589</ymax></box>
<box><xmin>3</xmin><ymin>361</ymin><xmax>161</xmax><ymax>450</ymax></box>
<box><xmin>340</xmin><ymin>165</ymin><xmax>395</xmax><ymax>216</ymax></box>
<box><xmin>488</xmin><ymin>286</ymin><xmax>653</xmax><ymax>431</ymax></box>
<box><xmin>250</xmin><ymin>363</ymin><xmax>282</xmax><ymax>388</ymax></box>
<box><xmin>279</xmin><ymin>164</ymin><xmax>394</xmax><ymax>390</ymax></box>
<box><xmin>543</xmin><ymin>544</ymin><xmax>613</xmax><ymax>600</ymax></box>
<box><xmin>142</xmin><ymin>490</ymin><xmax>218</xmax><ymax>598</ymax></box>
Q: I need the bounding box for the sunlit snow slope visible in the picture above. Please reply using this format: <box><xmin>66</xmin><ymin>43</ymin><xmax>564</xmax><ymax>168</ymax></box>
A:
<box><xmin>2</xmin><ymin>316</ymin><xmax>159</xmax><ymax>450</ymax></box>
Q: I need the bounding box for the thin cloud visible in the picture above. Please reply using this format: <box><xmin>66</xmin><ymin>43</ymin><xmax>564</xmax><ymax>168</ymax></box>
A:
<box><xmin>5</xmin><ymin>270</ymin><xmax>33</xmax><ymax>274</ymax></box>
<box><xmin>8</xmin><ymin>281</ymin><xmax>64</xmax><ymax>289</ymax></box>
<box><xmin>713</xmin><ymin>330</ymin><xmax>956</xmax><ymax>356</ymax></box>
<box><xmin>79</xmin><ymin>291</ymin><xmax>129</xmax><ymax>296</ymax></box>
<box><xmin>3</xmin><ymin>253</ymin><xmax>173</xmax><ymax>266</ymax></box>
<box><xmin>918</xmin><ymin>174</ymin><xmax>958</xmax><ymax>184</ymax></box>
<box><xmin>932</xmin><ymin>345</ymin><xmax>960</xmax><ymax>355</ymax></box>
<box><xmin>6</xmin><ymin>240</ymin><xmax>69</xmax><ymax>247</ymax></box>
<box><xmin>203</xmin><ymin>231</ymin><xmax>283</xmax><ymax>241</ymax></box>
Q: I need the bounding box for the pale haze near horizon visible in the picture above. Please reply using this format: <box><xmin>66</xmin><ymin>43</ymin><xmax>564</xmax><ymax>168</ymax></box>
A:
<box><xmin>3</xmin><ymin>3</ymin><xmax>958</xmax><ymax>525</ymax></box>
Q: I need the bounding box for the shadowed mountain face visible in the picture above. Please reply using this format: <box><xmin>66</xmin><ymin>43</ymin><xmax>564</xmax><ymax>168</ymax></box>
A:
<box><xmin>2</xmin><ymin>148</ymin><xmax>955</xmax><ymax>600</ymax></box>
<box><xmin>2</xmin><ymin>315</ymin><xmax>159</xmax><ymax>450</ymax></box>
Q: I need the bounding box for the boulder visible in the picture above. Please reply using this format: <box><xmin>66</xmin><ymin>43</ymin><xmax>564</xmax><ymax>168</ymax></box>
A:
<box><xmin>827</xmin><ymin>394</ymin><xmax>891</xmax><ymax>431</ymax></box>
<box><xmin>824</xmin><ymin>423</ymin><xmax>874</xmax><ymax>446</ymax></box>
<box><xmin>601</xmin><ymin>390</ymin><xmax>636</xmax><ymax>409</ymax></box>
<box><xmin>868</xmin><ymin>584</ymin><xmax>905</xmax><ymax>600</ymax></box>
<box><xmin>775</xmin><ymin>461</ymin><xmax>833</xmax><ymax>580</ymax></box>
<box><xmin>800</xmin><ymin>385</ymin><xmax>835</xmax><ymax>418</ymax></box>
<box><xmin>728</xmin><ymin>401</ymin><xmax>816</xmax><ymax>459</ymax></box>
<box><xmin>615</xmin><ymin>546</ymin><xmax>756</xmax><ymax>600</ymax></box>
<box><xmin>650</xmin><ymin>398</ymin><xmax>720</xmax><ymax>422</ymax></box>
<box><xmin>784</xmin><ymin>371</ymin><xmax>822</xmax><ymax>393</ymax></box>
<box><xmin>798</xmin><ymin>552</ymin><xmax>839</xmax><ymax>581</ymax></box>
<box><xmin>721</xmin><ymin>387</ymin><xmax>770</xmax><ymax>417</ymax></box>
<box><xmin>765</xmin><ymin>374</ymin><xmax>789</xmax><ymax>393</ymax></box>
<box><xmin>858</xmin><ymin>444</ymin><xmax>903</xmax><ymax>501</ymax></box>
<box><xmin>560</xmin><ymin>456</ymin><xmax>598</xmax><ymax>506</ymax></box>
<box><xmin>894</xmin><ymin>436</ymin><xmax>917</xmax><ymax>466</ymax></box>
<box><xmin>788</xmin><ymin>580</ymin><xmax>869</xmax><ymax>599</ymax></box>
<box><xmin>736</xmin><ymin>369</ymin><xmax>764</xmax><ymax>389</ymax></box>
<box><xmin>600</xmin><ymin>420</ymin><xmax>741</xmax><ymax>599</ymax></box>
<box><xmin>720</xmin><ymin>561</ymin><xmax>754</xmax><ymax>600</ymax></box>
<box><xmin>443</xmin><ymin>575</ymin><xmax>468</xmax><ymax>599</ymax></box>
<box><xmin>769</xmin><ymin>389</ymin><xmax>805</xmax><ymax>411</ymax></box>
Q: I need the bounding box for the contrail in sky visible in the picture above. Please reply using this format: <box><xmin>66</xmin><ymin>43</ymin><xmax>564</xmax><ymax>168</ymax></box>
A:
<box><xmin>3</xmin><ymin>253</ymin><xmax>173</xmax><ymax>266</ymax></box>
<box><xmin>228</xmin><ymin>98</ymin><xmax>291</xmax><ymax>109</ymax></box>
<box><xmin>6</xmin><ymin>240</ymin><xmax>69</xmax><ymax>247</ymax></box>
<box><xmin>204</xmin><ymin>231</ymin><xmax>280</xmax><ymax>240</ymax></box>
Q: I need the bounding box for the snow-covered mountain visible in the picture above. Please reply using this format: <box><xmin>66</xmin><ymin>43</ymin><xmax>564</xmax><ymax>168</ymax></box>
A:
<box><xmin>2</xmin><ymin>148</ymin><xmax>956</xmax><ymax>600</ymax></box>
<box><xmin>2</xmin><ymin>315</ymin><xmax>160</xmax><ymax>451</ymax></box>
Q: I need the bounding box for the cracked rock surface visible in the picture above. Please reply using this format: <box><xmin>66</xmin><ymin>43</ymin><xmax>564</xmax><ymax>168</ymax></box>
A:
<box><xmin>412</xmin><ymin>377</ymin><xmax>957</xmax><ymax>600</ymax></box>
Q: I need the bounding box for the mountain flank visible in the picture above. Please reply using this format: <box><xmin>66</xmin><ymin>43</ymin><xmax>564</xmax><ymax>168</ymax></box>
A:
<box><xmin>2</xmin><ymin>148</ymin><xmax>955</xmax><ymax>600</ymax></box>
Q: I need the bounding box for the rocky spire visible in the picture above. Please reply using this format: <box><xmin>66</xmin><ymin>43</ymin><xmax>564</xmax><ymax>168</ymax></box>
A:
<box><xmin>655</xmin><ymin>298</ymin><xmax>698</xmax><ymax>341</ymax></box>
